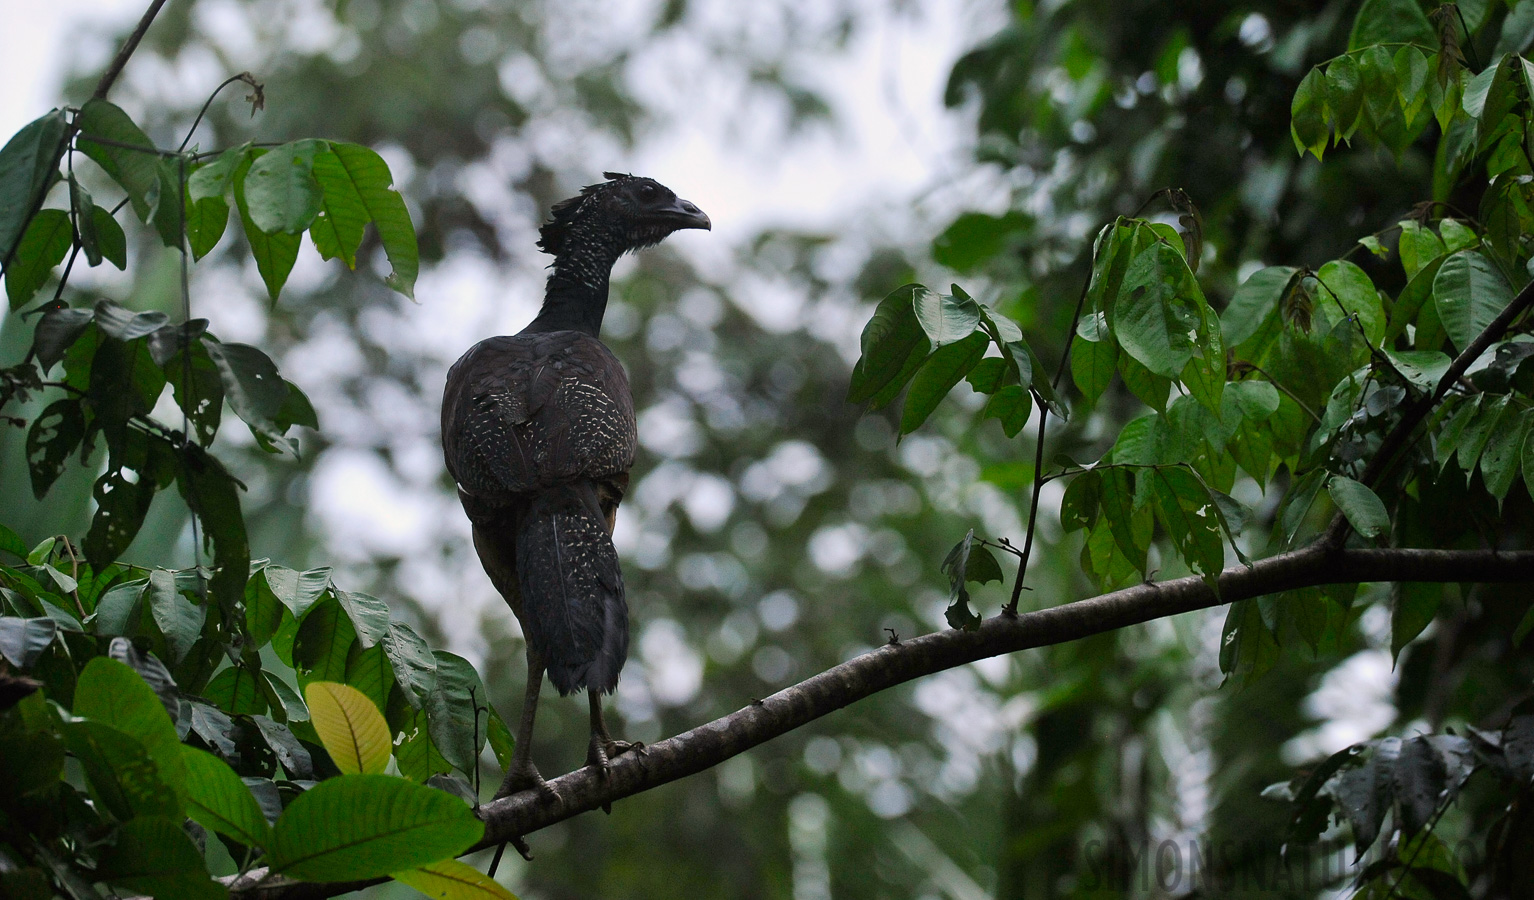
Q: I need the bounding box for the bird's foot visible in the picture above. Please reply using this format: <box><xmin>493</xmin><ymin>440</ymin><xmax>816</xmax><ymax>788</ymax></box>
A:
<box><xmin>494</xmin><ymin>761</ymin><xmax>559</xmax><ymax>802</ymax></box>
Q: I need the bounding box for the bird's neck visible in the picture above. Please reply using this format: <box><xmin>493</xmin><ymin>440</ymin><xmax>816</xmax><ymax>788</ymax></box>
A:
<box><xmin>526</xmin><ymin>228</ymin><xmax>625</xmax><ymax>337</ymax></box>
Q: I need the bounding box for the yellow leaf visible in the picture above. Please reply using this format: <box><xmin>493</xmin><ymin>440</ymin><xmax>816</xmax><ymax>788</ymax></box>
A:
<box><xmin>304</xmin><ymin>681</ymin><xmax>391</xmax><ymax>775</ymax></box>
<box><xmin>393</xmin><ymin>859</ymin><xmax>519</xmax><ymax>899</ymax></box>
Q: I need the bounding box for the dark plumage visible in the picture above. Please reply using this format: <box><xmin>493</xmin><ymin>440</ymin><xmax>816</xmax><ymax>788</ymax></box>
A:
<box><xmin>441</xmin><ymin>173</ymin><xmax>709</xmax><ymax>796</ymax></box>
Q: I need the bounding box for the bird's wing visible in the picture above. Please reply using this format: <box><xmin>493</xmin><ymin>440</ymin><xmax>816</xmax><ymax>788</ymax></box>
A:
<box><xmin>443</xmin><ymin>331</ymin><xmax>636</xmax><ymax>502</ymax></box>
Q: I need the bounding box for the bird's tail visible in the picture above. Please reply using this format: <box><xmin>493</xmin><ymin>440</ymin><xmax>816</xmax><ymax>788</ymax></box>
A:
<box><xmin>513</xmin><ymin>481</ymin><xmax>629</xmax><ymax>696</ymax></box>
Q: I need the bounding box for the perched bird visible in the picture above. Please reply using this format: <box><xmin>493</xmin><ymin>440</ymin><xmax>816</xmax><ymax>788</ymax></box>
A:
<box><xmin>442</xmin><ymin>173</ymin><xmax>710</xmax><ymax>796</ymax></box>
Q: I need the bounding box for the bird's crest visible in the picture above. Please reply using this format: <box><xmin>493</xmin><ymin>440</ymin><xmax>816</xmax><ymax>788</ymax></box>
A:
<box><xmin>538</xmin><ymin>173</ymin><xmax>635</xmax><ymax>256</ymax></box>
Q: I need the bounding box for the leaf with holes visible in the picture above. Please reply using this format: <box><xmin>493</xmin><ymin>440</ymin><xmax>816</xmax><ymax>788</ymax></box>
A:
<box><xmin>25</xmin><ymin>398</ymin><xmax>84</xmax><ymax>500</ymax></box>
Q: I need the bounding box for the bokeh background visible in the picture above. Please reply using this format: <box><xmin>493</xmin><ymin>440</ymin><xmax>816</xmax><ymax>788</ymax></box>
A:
<box><xmin>1</xmin><ymin>1</ymin><xmax>1468</xmax><ymax>897</ymax></box>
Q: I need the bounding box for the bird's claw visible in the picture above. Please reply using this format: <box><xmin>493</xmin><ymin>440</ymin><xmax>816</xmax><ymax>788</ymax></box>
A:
<box><xmin>495</xmin><ymin>762</ymin><xmax>559</xmax><ymax>802</ymax></box>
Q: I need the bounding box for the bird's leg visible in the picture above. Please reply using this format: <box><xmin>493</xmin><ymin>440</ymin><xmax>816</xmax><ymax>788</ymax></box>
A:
<box><xmin>585</xmin><ymin>688</ymin><xmax>641</xmax><ymax>771</ymax></box>
<box><xmin>495</xmin><ymin>647</ymin><xmax>554</xmax><ymax>800</ymax></box>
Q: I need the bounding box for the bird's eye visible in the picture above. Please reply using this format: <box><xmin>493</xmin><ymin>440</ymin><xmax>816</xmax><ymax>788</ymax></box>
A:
<box><xmin>638</xmin><ymin>183</ymin><xmax>656</xmax><ymax>198</ymax></box>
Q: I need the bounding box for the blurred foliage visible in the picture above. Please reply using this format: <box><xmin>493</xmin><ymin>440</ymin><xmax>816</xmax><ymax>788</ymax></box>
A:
<box><xmin>4</xmin><ymin>0</ymin><xmax>1534</xmax><ymax>898</ymax></box>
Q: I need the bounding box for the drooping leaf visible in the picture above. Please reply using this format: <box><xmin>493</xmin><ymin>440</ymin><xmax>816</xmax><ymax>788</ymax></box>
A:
<box><xmin>1434</xmin><ymin>250</ymin><xmax>1512</xmax><ymax>353</ymax></box>
<box><xmin>233</xmin><ymin>150</ymin><xmax>301</xmax><ymax>302</ymax></box>
<box><xmin>310</xmin><ymin>144</ymin><xmax>370</xmax><ymax>268</ymax></box>
<box><xmin>426</xmin><ymin>651</ymin><xmax>493</xmax><ymax>776</ymax></box>
<box><xmin>1328</xmin><ymin>475</ymin><xmax>1390</xmax><ymax>539</ymax></box>
<box><xmin>327</xmin><ymin>142</ymin><xmax>418</xmax><ymax>299</ymax></box>
<box><xmin>899</xmin><ymin>331</ymin><xmax>988</xmax><ymax>435</ymax></box>
<box><xmin>4</xmin><ymin>208</ymin><xmax>71</xmax><ymax>309</ymax></box>
<box><xmin>1392</xmin><ymin>582</ymin><xmax>1442</xmax><ymax>658</ymax></box>
<box><xmin>1113</xmin><ymin>241</ymin><xmax>1201</xmax><ymax>378</ymax></box>
<box><xmin>382</xmin><ymin>621</ymin><xmax>438</xmax><ymax>708</ymax></box>
<box><xmin>74</xmin><ymin>100</ymin><xmax>164</xmax><ymax>224</ymax></box>
<box><xmin>848</xmin><ymin>284</ymin><xmax>932</xmax><ymax>405</ymax></box>
<box><xmin>0</xmin><ymin>109</ymin><xmax>66</xmax><ymax>263</ymax></box>
<box><xmin>242</xmin><ymin>139</ymin><xmax>324</xmax><ymax>234</ymax></box>
<box><xmin>204</xmin><ymin>665</ymin><xmax>267</xmax><ymax>716</ymax></box>
<box><xmin>25</xmin><ymin>398</ymin><xmax>85</xmax><ymax>500</ymax></box>
<box><xmin>147</xmin><ymin>568</ymin><xmax>205</xmax><ymax>665</ymax></box>
<box><xmin>267</xmin><ymin>774</ymin><xmax>484</xmax><ymax>881</ymax></box>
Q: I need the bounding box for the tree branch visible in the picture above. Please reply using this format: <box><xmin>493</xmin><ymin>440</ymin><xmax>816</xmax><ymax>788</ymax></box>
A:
<box><xmin>225</xmin><ymin>544</ymin><xmax>1534</xmax><ymax>899</ymax></box>
<box><xmin>93</xmin><ymin>0</ymin><xmax>171</xmax><ymax>101</ymax></box>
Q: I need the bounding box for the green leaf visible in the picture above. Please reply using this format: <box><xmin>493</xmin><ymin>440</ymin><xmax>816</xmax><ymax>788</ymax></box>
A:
<box><xmin>327</xmin><ymin>142</ymin><xmax>418</xmax><ymax>299</ymax></box>
<box><xmin>268</xmin><ymin>774</ymin><xmax>484</xmax><ymax>881</ymax></box>
<box><xmin>175</xmin><ymin>443</ymin><xmax>250</xmax><ymax>620</ymax></box>
<box><xmin>1398</xmin><ymin>221</ymin><xmax>1446</xmax><ymax>279</ymax></box>
<box><xmin>335</xmin><ymin>590</ymin><xmax>392</xmax><ymax>648</ymax></box>
<box><xmin>900</xmin><ymin>331</ymin><xmax>988</xmax><ymax>434</ymax></box>
<box><xmin>147</xmin><ymin>568</ymin><xmax>205</xmax><ymax>664</ymax></box>
<box><xmin>1225</xmin><ymin>267</ymin><xmax>1297</xmax><ymax>347</ymax></box>
<box><xmin>1316</xmin><ymin>260</ymin><xmax>1385</xmax><ymax>346</ymax></box>
<box><xmin>849</xmin><ymin>284</ymin><xmax>932</xmax><ymax>405</ymax></box>
<box><xmin>1114</xmin><ymin>241</ymin><xmax>1201</xmax><ymax>378</ymax></box>
<box><xmin>294</xmin><ymin>598</ymin><xmax>358</xmax><ymax>684</ymax></box>
<box><xmin>0</xmin><ymin>109</ymin><xmax>66</xmax><ymax>262</ymax></box>
<box><xmin>932</xmin><ymin>210</ymin><xmax>1029</xmax><ymax>273</ymax></box>
<box><xmin>382</xmin><ymin>621</ymin><xmax>438</xmax><ymax>708</ymax></box>
<box><xmin>939</xmin><ymin>529</ymin><xmax>989</xmax><ymax>630</ymax></box>
<box><xmin>75</xmin><ymin>100</ymin><xmax>164</xmax><ymax>223</ymax></box>
<box><xmin>0</xmin><ymin>616</ymin><xmax>57</xmax><ymax>667</ymax></box>
<box><xmin>204</xmin><ymin>339</ymin><xmax>296</xmax><ymax>451</ymax></box>
<box><xmin>244</xmin><ymin>139</ymin><xmax>324</xmax><ymax>234</ymax></box>
<box><xmin>1325</xmin><ymin>54</ymin><xmax>1363</xmax><ymax>139</ymax></box>
<box><xmin>1434</xmin><ymin>250</ymin><xmax>1512</xmax><ymax>353</ymax></box>
<box><xmin>305</xmin><ymin>681</ymin><xmax>392</xmax><ymax>775</ymax></box>
<box><xmin>182</xmin><ymin>745</ymin><xmax>272</xmax><ymax>848</ymax></box>
<box><xmin>396</xmin><ymin>706</ymin><xmax>454</xmax><ymax>783</ymax></box>
<box><xmin>310</xmin><ymin>147</ymin><xmax>368</xmax><ymax>268</ymax></box>
<box><xmin>4</xmin><ymin>207</ymin><xmax>71</xmax><ymax>309</ymax></box>
<box><xmin>186</xmin><ymin>194</ymin><xmax>229</xmax><ymax>261</ymax></box>
<box><xmin>262</xmin><ymin>565</ymin><xmax>333</xmax><ymax>620</ymax></box>
<box><xmin>913</xmin><ymin>287</ymin><xmax>981</xmax><ymax>348</ymax></box>
<box><xmin>31</xmin><ymin>304</ymin><xmax>94</xmax><ymax>373</ymax></box>
<box><xmin>164</xmin><ymin>336</ymin><xmax>224</xmax><ymax>446</ymax></box>
<box><xmin>69</xmin><ymin>176</ymin><xmax>103</xmax><ymax>266</ymax></box>
<box><xmin>1380</xmin><ymin>348</ymin><xmax>1450</xmax><ymax>391</ymax></box>
<box><xmin>1392</xmin><ymin>583</ymin><xmax>1442</xmax><ymax>657</ymax></box>
<box><xmin>1291</xmin><ymin>68</ymin><xmax>1328</xmax><ymax>158</ymax></box>
<box><xmin>234</xmin><ymin>150</ymin><xmax>301</xmax><ymax>302</ymax></box>
<box><xmin>74</xmin><ymin>656</ymin><xmax>187</xmax><ymax>795</ymax></box>
<box><xmin>205</xmin><ymin>665</ymin><xmax>267</xmax><ymax>716</ymax></box>
<box><xmin>426</xmin><ymin>651</ymin><xmax>492</xmax><ymax>775</ymax></box>
<box><xmin>1150</xmin><ymin>466</ymin><xmax>1226</xmax><ymax>586</ymax></box>
<box><xmin>97</xmin><ymin>815</ymin><xmax>227</xmax><ymax>900</ymax></box>
<box><xmin>1348</xmin><ymin>0</ymin><xmax>1434</xmax><ymax>50</ymax></box>
<box><xmin>982</xmin><ymin>385</ymin><xmax>1032</xmax><ymax>437</ymax></box>
<box><xmin>91</xmin><ymin>204</ymin><xmax>127</xmax><ymax>269</ymax></box>
<box><xmin>1328</xmin><ymin>475</ymin><xmax>1390</xmax><ymax>539</ymax></box>
<box><xmin>1480</xmin><ymin>406</ymin><xmax>1532</xmax><ymax>506</ymax></box>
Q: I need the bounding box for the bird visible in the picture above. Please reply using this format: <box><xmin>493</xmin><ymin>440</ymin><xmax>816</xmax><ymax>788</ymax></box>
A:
<box><xmin>441</xmin><ymin>173</ymin><xmax>710</xmax><ymax>798</ymax></box>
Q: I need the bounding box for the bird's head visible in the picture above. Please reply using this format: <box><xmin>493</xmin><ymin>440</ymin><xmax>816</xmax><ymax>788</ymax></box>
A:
<box><xmin>538</xmin><ymin>173</ymin><xmax>711</xmax><ymax>259</ymax></box>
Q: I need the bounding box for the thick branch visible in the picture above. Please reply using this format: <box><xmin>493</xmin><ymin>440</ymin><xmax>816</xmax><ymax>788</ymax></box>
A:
<box><xmin>226</xmin><ymin>544</ymin><xmax>1534</xmax><ymax>900</ymax></box>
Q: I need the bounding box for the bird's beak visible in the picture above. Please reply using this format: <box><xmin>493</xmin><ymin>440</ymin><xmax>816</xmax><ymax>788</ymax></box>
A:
<box><xmin>662</xmin><ymin>197</ymin><xmax>711</xmax><ymax>231</ymax></box>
